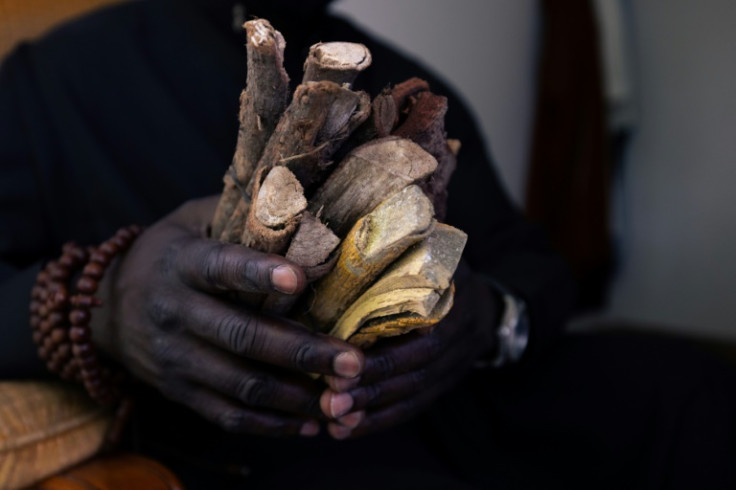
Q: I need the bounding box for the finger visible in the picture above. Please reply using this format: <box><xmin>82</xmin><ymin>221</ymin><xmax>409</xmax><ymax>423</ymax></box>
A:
<box><xmin>360</xmin><ymin>330</ymin><xmax>445</xmax><ymax>385</ymax></box>
<box><xmin>329</xmin><ymin>386</ymin><xmax>439</xmax><ymax>440</ymax></box>
<box><xmin>177</xmin><ymin>336</ymin><xmax>324</xmax><ymax>418</ymax></box>
<box><xmin>322</xmin><ymin>336</ymin><xmax>476</xmax><ymax>418</ymax></box>
<box><xmin>181</xmin><ymin>292</ymin><xmax>364</xmax><ymax>378</ymax></box>
<box><xmin>180</xmin><ymin>382</ymin><xmax>319</xmax><ymax>437</ymax></box>
<box><xmin>175</xmin><ymin>239</ymin><xmax>306</xmax><ymax>295</ymax></box>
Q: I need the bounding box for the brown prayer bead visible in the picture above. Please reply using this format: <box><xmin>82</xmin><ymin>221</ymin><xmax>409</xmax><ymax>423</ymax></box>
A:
<box><xmin>90</xmin><ymin>250</ymin><xmax>111</xmax><ymax>265</ymax></box>
<box><xmin>99</xmin><ymin>241</ymin><xmax>119</xmax><ymax>255</ymax></box>
<box><xmin>32</xmin><ymin>331</ymin><xmax>43</xmax><ymax>344</ymax></box>
<box><xmin>69</xmin><ymin>326</ymin><xmax>91</xmax><ymax>343</ymax></box>
<box><xmin>82</xmin><ymin>261</ymin><xmax>105</xmax><ymax>279</ymax></box>
<box><xmin>72</xmin><ymin>342</ymin><xmax>94</xmax><ymax>357</ymax></box>
<box><xmin>50</xmin><ymin>328</ymin><xmax>67</xmax><ymax>344</ymax></box>
<box><xmin>69</xmin><ymin>308</ymin><xmax>91</xmax><ymax>326</ymax></box>
<box><xmin>76</xmin><ymin>276</ymin><xmax>99</xmax><ymax>294</ymax></box>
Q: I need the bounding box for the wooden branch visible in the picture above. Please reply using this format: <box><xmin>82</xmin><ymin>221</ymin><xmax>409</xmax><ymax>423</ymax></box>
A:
<box><xmin>335</xmin><ymin>92</ymin><xmax>398</xmax><ymax>162</ymax></box>
<box><xmin>393</xmin><ymin>90</ymin><xmax>457</xmax><ymax>220</ymax></box>
<box><xmin>309</xmin><ymin>136</ymin><xmax>438</xmax><ymax>237</ymax></box>
<box><xmin>212</xmin><ymin>19</ymin><xmax>289</xmax><ymax>240</ymax></box>
<box><xmin>261</xmin><ymin>211</ymin><xmax>340</xmax><ymax>315</ymax></box>
<box><xmin>329</xmin><ymin>223</ymin><xmax>467</xmax><ymax>344</ymax></box>
<box><xmin>390</xmin><ymin>77</ymin><xmax>430</xmax><ymax>115</ymax></box>
<box><xmin>240</xmin><ymin>166</ymin><xmax>306</xmax><ymax>254</ymax></box>
<box><xmin>247</xmin><ymin>81</ymin><xmax>371</xmax><ymax>194</ymax></box>
<box><xmin>302</xmin><ymin>42</ymin><xmax>372</xmax><ymax>87</ymax></box>
<box><xmin>309</xmin><ymin>185</ymin><xmax>435</xmax><ymax>330</ymax></box>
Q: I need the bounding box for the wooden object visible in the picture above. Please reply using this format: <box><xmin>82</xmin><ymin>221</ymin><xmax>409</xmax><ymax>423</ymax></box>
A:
<box><xmin>261</xmin><ymin>212</ymin><xmax>340</xmax><ymax>314</ymax></box>
<box><xmin>0</xmin><ymin>381</ymin><xmax>110</xmax><ymax>489</ymax></box>
<box><xmin>309</xmin><ymin>185</ymin><xmax>435</xmax><ymax>330</ymax></box>
<box><xmin>309</xmin><ymin>136</ymin><xmax>438</xmax><ymax>237</ymax></box>
<box><xmin>302</xmin><ymin>42</ymin><xmax>372</xmax><ymax>87</ymax></box>
<box><xmin>329</xmin><ymin>224</ymin><xmax>467</xmax><ymax>346</ymax></box>
<box><xmin>212</xmin><ymin>19</ymin><xmax>289</xmax><ymax>240</ymax></box>
<box><xmin>241</xmin><ymin>166</ymin><xmax>307</xmax><ymax>255</ymax></box>
<box><xmin>393</xmin><ymin>90</ymin><xmax>457</xmax><ymax>220</ymax></box>
<box><xmin>248</xmin><ymin>80</ymin><xmax>371</xmax><ymax>194</ymax></box>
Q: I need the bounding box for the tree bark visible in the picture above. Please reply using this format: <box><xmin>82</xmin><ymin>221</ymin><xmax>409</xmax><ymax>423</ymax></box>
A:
<box><xmin>329</xmin><ymin>223</ymin><xmax>467</xmax><ymax>345</ymax></box>
<box><xmin>247</xmin><ymin>81</ymin><xmax>371</xmax><ymax>195</ymax></box>
<box><xmin>309</xmin><ymin>185</ymin><xmax>435</xmax><ymax>330</ymax></box>
<box><xmin>302</xmin><ymin>42</ymin><xmax>372</xmax><ymax>87</ymax></box>
<box><xmin>212</xmin><ymin>19</ymin><xmax>289</xmax><ymax>240</ymax></box>
<box><xmin>240</xmin><ymin>166</ymin><xmax>306</xmax><ymax>255</ymax></box>
<box><xmin>309</xmin><ymin>136</ymin><xmax>438</xmax><ymax>237</ymax></box>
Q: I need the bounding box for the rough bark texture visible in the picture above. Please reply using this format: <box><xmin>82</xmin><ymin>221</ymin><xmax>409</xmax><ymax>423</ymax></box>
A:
<box><xmin>336</xmin><ymin>92</ymin><xmax>397</xmax><ymax>162</ymax></box>
<box><xmin>248</xmin><ymin>81</ymin><xmax>371</xmax><ymax>194</ymax></box>
<box><xmin>309</xmin><ymin>136</ymin><xmax>438</xmax><ymax>237</ymax></box>
<box><xmin>241</xmin><ymin>166</ymin><xmax>306</xmax><ymax>255</ymax></box>
<box><xmin>309</xmin><ymin>185</ymin><xmax>435</xmax><ymax>329</ymax></box>
<box><xmin>212</xmin><ymin>19</ymin><xmax>289</xmax><ymax>240</ymax></box>
<box><xmin>302</xmin><ymin>42</ymin><xmax>372</xmax><ymax>87</ymax></box>
<box><xmin>329</xmin><ymin>224</ymin><xmax>467</xmax><ymax>344</ymax></box>
<box><xmin>261</xmin><ymin>211</ymin><xmax>340</xmax><ymax>315</ymax></box>
<box><xmin>393</xmin><ymin>89</ymin><xmax>457</xmax><ymax>221</ymax></box>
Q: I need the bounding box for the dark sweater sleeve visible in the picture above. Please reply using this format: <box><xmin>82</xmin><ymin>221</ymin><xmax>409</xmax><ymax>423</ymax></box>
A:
<box><xmin>0</xmin><ymin>48</ymin><xmax>54</xmax><ymax>378</ymax></box>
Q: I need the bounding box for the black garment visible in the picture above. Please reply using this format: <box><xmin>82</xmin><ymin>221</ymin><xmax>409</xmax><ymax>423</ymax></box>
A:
<box><xmin>2</xmin><ymin>2</ymin><xmax>734</xmax><ymax>489</ymax></box>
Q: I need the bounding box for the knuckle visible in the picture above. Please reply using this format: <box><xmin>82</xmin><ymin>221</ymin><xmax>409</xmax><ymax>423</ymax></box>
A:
<box><xmin>291</xmin><ymin>342</ymin><xmax>316</xmax><ymax>371</ymax></box>
<box><xmin>235</xmin><ymin>375</ymin><xmax>275</xmax><ymax>407</ymax></box>
<box><xmin>373</xmin><ymin>354</ymin><xmax>397</xmax><ymax>379</ymax></box>
<box><xmin>146</xmin><ymin>297</ymin><xmax>179</xmax><ymax>333</ymax></box>
<box><xmin>216</xmin><ymin>314</ymin><xmax>261</xmax><ymax>355</ymax></box>
<box><xmin>202</xmin><ymin>244</ymin><xmax>229</xmax><ymax>289</ymax></box>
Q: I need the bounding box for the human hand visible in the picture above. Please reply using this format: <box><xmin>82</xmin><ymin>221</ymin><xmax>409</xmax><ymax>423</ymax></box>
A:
<box><xmin>92</xmin><ymin>196</ymin><xmax>364</xmax><ymax>437</ymax></box>
<box><xmin>319</xmin><ymin>260</ymin><xmax>499</xmax><ymax>439</ymax></box>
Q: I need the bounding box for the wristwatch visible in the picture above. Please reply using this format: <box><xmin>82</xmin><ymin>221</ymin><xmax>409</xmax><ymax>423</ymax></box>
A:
<box><xmin>475</xmin><ymin>278</ymin><xmax>530</xmax><ymax>368</ymax></box>
<box><xmin>491</xmin><ymin>292</ymin><xmax>529</xmax><ymax>367</ymax></box>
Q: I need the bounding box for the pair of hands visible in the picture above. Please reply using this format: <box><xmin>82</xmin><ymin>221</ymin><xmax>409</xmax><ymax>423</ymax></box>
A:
<box><xmin>93</xmin><ymin>197</ymin><xmax>498</xmax><ymax>439</ymax></box>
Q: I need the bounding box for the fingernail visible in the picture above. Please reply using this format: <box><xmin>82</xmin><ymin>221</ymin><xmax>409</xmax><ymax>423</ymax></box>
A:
<box><xmin>327</xmin><ymin>375</ymin><xmax>360</xmax><ymax>393</ymax></box>
<box><xmin>299</xmin><ymin>420</ymin><xmax>320</xmax><ymax>437</ymax></box>
<box><xmin>329</xmin><ymin>392</ymin><xmax>353</xmax><ymax>418</ymax></box>
<box><xmin>337</xmin><ymin>411</ymin><xmax>364</xmax><ymax>430</ymax></box>
<box><xmin>271</xmin><ymin>265</ymin><xmax>298</xmax><ymax>294</ymax></box>
<box><xmin>334</xmin><ymin>352</ymin><xmax>361</xmax><ymax>378</ymax></box>
<box><xmin>328</xmin><ymin>423</ymin><xmax>352</xmax><ymax>440</ymax></box>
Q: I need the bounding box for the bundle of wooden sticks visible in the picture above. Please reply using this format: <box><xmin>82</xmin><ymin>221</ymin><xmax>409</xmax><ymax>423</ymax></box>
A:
<box><xmin>211</xmin><ymin>19</ymin><xmax>466</xmax><ymax>347</ymax></box>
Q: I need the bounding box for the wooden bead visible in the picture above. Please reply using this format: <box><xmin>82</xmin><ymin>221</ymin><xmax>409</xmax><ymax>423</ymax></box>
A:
<box><xmin>99</xmin><ymin>241</ymin><xmax>119</xmax><ymax>255</ymax></box>
<box><xmin>50</xmin><ymin>328</ymin><xmax>67</xmax><ymax>344</ymax></box>
<box><xmin>30</xmin><ymin>316</ymin><xmax>41</xmax><ymax>330</ymax></box>
<box><xmin>69</xmin><ymin>326</ymin><xmax>91</xmax><ymax>343</ymax></box>
<box><xmin>90</xmin><ymin>250</ymin><xmax>111</xmax><ymax>266</ymax></box>
<box><xmin>48</xmin><ymin>263</ymin><xmax>70</xmax><ymax>281</ymax></box>
<box><xmin>42</xmin><ymin>336</ymin><xmax>55</xmax><ymax>351</ymax></box>
<box><xmin>71</xmin><ymin>294</ymin><xmax>102</xmax><ymax>308</ymax></box>
<box><xmin>69</xmin><ymin>308</ymin><xmax>91</xmax><ymax>326</ymax></box>
<box><xmin>32</xmin><ymin>331</ymin><xmax>43</xmax><ymax>344</ymax></box>
<box><xmin>56</xmin><ymin>343</ymin><xmax>72</xmax><ymax>359</ymax></box>
<box><xmin>38</xmin><ymin>346</ymin><xmax>48</xmax><ymax>359</ymax></box>
<box><xmin>47</xmin><ymin>311</ymin><xmax>64</xmax><ymax>327</ymax></box>
<box><xmin>78</xmin><ymin>355</ymin><xmax>99</xmax><ymax>369</ymax></box>
<box><xmin>72</xmin><ymin>342</ymin><xmax>94</xmax><ymax>357</ymax></box>
<box><xmin>39</xmin><ymin>318</ymin><xmax>54</xmax><ymax>334</ymax></box>
<box><xmin>31</xmin><ymin>286</ymin><xmax>44</xmax><ymax>300</ymax></box>
<box><xmin>76</xmin><ymin>276</ymin><xmax>99</xmax><ymax>294</ymax></box>
<box><xmin>82</xmin><ymin>262</ymin><xmax>105</xmax><ymax>280</ymax></box>
<box><xmin>47</xmin><ymin>359</ymin><xmax>61</xmax><ymax>373</ymax></box>
<box><xmin>81</xmin><ymin>367</ymin><xmax>101</xmax><ymax>381</ymax></box>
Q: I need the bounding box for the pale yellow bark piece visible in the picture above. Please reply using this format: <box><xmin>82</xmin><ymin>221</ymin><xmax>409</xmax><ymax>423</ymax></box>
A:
<box><xmin>310</xmin><ymin>185</ymin><xmax>435</xmax><ymax>330</ymax></box>
<box><xmin>329</xmin><ymin>223</ymin><xmax>467</xmax><ymax>341</ymax></box>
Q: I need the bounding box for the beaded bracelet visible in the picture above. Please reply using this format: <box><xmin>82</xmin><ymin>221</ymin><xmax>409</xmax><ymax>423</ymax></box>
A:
<box><xmin>30</xmin><ymin>225</ymin><xmax>142</xmax><ymax>405</ymax></box>
<box><xmin>69</xmin><ymin>225</ymin><xmax>142</xmax><ymax>405</ymax></box>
